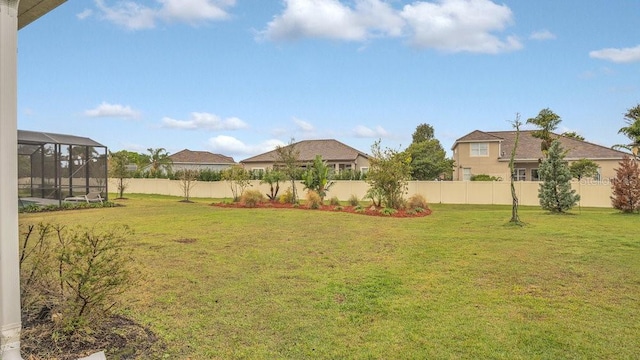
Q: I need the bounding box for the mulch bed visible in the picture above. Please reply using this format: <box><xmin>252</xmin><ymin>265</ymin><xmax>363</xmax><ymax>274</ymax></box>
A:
<box><xmin>21</xmin><ymin>314</ymin><xmax>166</xmax><ymax>360</ymax></box>
<box><xmin>212</xmin><ymin>201</ymin><xmax>432</xmax><ymax>218</ymax></box>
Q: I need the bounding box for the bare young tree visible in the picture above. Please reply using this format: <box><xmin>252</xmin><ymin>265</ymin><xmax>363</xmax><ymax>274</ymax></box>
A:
<box><xmin>509</xmin><ymin>114</ymin><xmax>523</xmax><ymax>224</ymax></box>
<box><xmin>274</xmin><ymin>138</ymin><xmax>301</xmax><ymax>204</ymax></box>
<box><xmin>178</xmin><ymin>169</ymin><xmax>198</xmax><ymax>202</ymax></box>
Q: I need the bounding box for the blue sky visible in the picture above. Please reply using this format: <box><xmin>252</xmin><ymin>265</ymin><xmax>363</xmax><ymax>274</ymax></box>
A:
<box><xmin>17</xmin><ymin>0</ymin><xmax>640</xmax><ymax>161</ymax></box>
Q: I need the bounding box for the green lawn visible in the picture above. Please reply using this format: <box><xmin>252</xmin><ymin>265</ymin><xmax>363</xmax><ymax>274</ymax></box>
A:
<box><xmin>19</xmin><ymin>194</ymin><xmax>640</xmax><ymax>359</ymax></box>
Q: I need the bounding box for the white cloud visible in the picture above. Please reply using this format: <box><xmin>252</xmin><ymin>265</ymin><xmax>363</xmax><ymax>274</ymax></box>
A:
<box><xmin>529</xmin><ymin>29</ymin><xmax>555</xmax><ymax>41</ymax></box>
<box><xmin>353</xmin><ymin>125</ymin><xmax>389</xmax><ymax>138</ymax></box>
<box><xmin>261</xmin><ymin>0</ymin><xmax>405</xmax><ymax>41</ymax></box>
<box><xmin>77</xmin><ymin>9</ymin><xmax>93</xmax><ymax>20</ymax></box>
<box><xmin>589</xmin><ymin>45</ymin><xmax>640</xmax><ymax>63</ymax></box>
<box><xmin>401</xmin><ymin>0</ymin><xmax>521</xmax><ymax>53</ymax></box>
<box><xmin>262</xmin><ymin>0</ymin><xmax>521</xmax><ymax>54</ymax></box>
<box><xmin>84</xmin><ymin>101</ymin><xmax>141</xmax><ymax>119</ymax></box>
<box><xmin>293</xmin><ymin>117</ymin><xmax>315</xmax><ymax>132</ymax></box>
<box><xmin>93</xmin><ymin>0</ymin><xmax>234</xmax><ymax>30</ymax></box>
<box><xmin>207</xmin><ymin>135</ymin><xmax>285</xmax><ymax>156</ymax></box>
<box><xmin>161</xmin><ymin>112</ymin><xmax>248</xmax><ymax>131</ymax></box>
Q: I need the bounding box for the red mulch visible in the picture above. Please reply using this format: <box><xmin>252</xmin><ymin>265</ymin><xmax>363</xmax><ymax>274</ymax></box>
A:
<box><xmin>211</xmin><ymin>201</ymin><xmax>432</xmax><ymax>218</ymax></box>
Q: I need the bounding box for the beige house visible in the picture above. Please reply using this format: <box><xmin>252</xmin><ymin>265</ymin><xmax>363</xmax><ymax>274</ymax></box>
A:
<box><xmin>240</xmin><ymin>139</ymin><xmax>370</xmax><ymax>174</ymax></box>
<box><xmin>169</xmin><ymin>149</ymin><xmax>235</xmax><ymax>172</ymax></box>
<box><xmin>452</xmin><ymin>130</ymin><xmax>629</xmax><ymax>181</ymax></box>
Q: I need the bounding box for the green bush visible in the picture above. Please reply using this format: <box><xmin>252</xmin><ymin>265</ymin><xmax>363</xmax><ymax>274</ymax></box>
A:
<box><xmin>380</xmin><ymin>208</ymin><xmax>397</xmax><ymax>216</ymax></box>
<box><xmin>329</xmin><ymin>196</ymin><xmax>341</xmax><ymax>206</ymax></box>
<box><xmin>241</xmin><ymin>189</ymin><xmax>265</xmax><ymax>208</ymax></box>
<box><xmin>306</xmin><ymin>190</ymin><xmax>323</xmax><ymax>209</ymax></box>
<box><xmin>279</xmin><ymin>189</ymin><xmax>295</xmax><ymax>204</ymax></box>
<box><xmin>470</xmin><ymin>174</ymin><xmax>502</xmax><ymax>181</ymax></box>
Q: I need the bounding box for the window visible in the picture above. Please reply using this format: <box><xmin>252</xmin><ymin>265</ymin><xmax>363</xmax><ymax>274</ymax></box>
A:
<box><xmin>513</xmin><ymin>168</ymin><xmax>526</xmax><ymax>181</ymax></box>
<box><xmin>360</xmin><ymin>167</ymin><xmax>369</xmax><ymax>174</ymax></box>
<box><xmin>594</xmin><ymin>168</ymin><xmax>601</xmax><ymax>181</ymax></box>
<box><xmin>463</xmin><ymin>168</ymin><xmax>472</xmax><ymax>181</ymax></box>
<box><xmin>470</xmin><ymin>143</ymin><xmax>489</xmax><ymax>157</ymax></box>
<box><xmin>531</xmin><ymin>168</ymin><xmax>540</xmax><ymax>181</ymax></box>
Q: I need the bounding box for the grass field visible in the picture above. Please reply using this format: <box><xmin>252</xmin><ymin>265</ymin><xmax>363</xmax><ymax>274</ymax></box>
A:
<box><xmin>19</xmin><ymin>194</ymin><xmax>640</xmax><ymax>359</ymax></box>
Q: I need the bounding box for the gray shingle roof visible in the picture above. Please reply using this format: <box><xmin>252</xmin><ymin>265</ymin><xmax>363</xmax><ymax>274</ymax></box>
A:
<box><xmin>241</xmin><ymin>139</ymin><xmax>369</xmax><ymax>163</ymax></box>
<box><xmin>170</xmin><ymin>149</ymin><xmax>235</xmax><ymax>164</ymax></box>
<box><xmin>454</xmin><ymin>130</ymin><xmax>629</xmax><ymax>161</ymax></box>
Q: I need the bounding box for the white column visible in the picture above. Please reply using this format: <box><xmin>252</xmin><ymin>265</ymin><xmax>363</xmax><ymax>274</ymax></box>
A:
<box><xmin>0</xmin><ymin>1</ymin><xmax>23</xmax><ymax>359</ymax></box>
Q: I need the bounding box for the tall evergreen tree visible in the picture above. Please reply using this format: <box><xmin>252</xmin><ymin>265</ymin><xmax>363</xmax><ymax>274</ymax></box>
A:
<box><xmin>538</xmin><ymin>140</ymin><xmax>580</xmax><ymax>213</ymax></box>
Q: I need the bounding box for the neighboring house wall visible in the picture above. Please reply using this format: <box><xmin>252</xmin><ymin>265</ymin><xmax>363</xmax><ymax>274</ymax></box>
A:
<box><xmin>453</xmin><ymin>141</ymin><xmax>507</xmax><ymax>180</ymax></box>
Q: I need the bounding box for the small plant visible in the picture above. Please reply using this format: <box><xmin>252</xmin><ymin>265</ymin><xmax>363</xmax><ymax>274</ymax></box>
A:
<box><xmin>333</xmin><ymin>205</ymin><xmax>343</xmax><ymax>211</ymax></box>
<box><xmin>306</xmin><ymin>190</ymin><xmax>323</xmax><ymax>209</ymax></box>
<box><xmin>414</xmin><ymin>207</ymin><xmax>425</xmax><ymax>213</ymax></box>
<box><xmin>20</xmin><ymin>223</ymin><xmax>137</xmax><ymax>335</ymax></box>
<box><xmin>329</xmin><ymin>196</ymin><xmax>341</xmax><ymax>206</ymax></box>
<box><xmin>406</xmin><ymin>209</ymin><xmax>417</xmax><ymax>216</ymax></box>
<box><xmin>354</xmin><ymin>205</ymin><xmax>365</xmax><ymax>213</ymax></box>
<box><xmin>348</xmin><ymin>194</ymin><xmax>360</xmax><ymax>207</ymax></box>
<box><xmin>407</xmin><ymin>194</ymin><xmax>429</xmax><ymax>210</ymax></box>
<box><xmin>279</xmin><ymin>189</ymin><xmax>294</xmax><ymax>204</ymax></box>
<box><xmin>380</xmin><ymin>207</ymin><xmax>397</xmax><ymax>216</ymax></box>
<box><xmin>241</xmin><ymin>189</ymin><xmax>265</xmax><ymax>208</ymax></box>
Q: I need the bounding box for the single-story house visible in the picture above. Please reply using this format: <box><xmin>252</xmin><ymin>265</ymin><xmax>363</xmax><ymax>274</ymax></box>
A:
<box><xmin>240</xmin><ymin>139</ymin><xmax>370</xmax><ymax>174</ymax></box>
<box><xmin>451</xmin><ymin>130</ymin><xmax>630</xmax><ymax>181</ymax></box>
<box><xmin>169</xmin><ymin>149</ymin><xmax>235</xmax><ymax>172</ymax></box>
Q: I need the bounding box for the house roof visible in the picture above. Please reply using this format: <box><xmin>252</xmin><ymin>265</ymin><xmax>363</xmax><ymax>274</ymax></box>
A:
<box><xmin>453</xmin><ymin>130</ymin><xmax>630</xmax><ymax>161</ymax></box>
<box><xmin>170</xmin><ymin>149</ymin><xmax>235</xmax><ymax>164</ymax></box>
<box><xmin>241</xmin><ymin>139</ymin><xmax>369</xmax><ymax>164</ymax></box>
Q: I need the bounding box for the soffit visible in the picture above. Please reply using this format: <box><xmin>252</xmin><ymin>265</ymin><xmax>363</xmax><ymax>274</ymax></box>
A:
<box><xmin>18</xmin><ymin>0</ymin><xmax>67</xmax><ymax>30</ymax></box>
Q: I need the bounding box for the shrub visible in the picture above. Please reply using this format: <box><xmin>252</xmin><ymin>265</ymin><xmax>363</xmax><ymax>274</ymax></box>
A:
<box><xmin>354</xmin><ymin>205</ymin><xmax>365</xmax><ymax>213</ymax></box>
<box><xmin>241</xmin><ymin>189</ymin><xmax>265</xmax><ymax>208</ymax></box>
<box><xmin>20</xmin><ymin>223</ymin><xmax>137</xmax><ymax>334</ymax></box>
<box><xmin>329</xmin><ymin>196</ymin><xmax>341</xmax><ymax>206</ymax></box>
<box><xmin>380</xmin><ymin>208</ymin><xmax>397</xmax><ymax>216</ymax></box>
<box><xmin>470</xmin><ymin>174</ymin><xmax>502</xmax><ymax>181</ymax></box>
<box><xmin>279</xmin><ymin>189</ymin><xmax>294</xmax><ymax>204</ymax></box>
<box><xmin>348</xmin><ymin>194</ymin><xmax>360</xmax><ymax>207</ymax></box>
<box><xmin>333</xmin><ymin>205</ymin><xmax>343</xmax><ymax>211</ymax></box>
<box><xmin>407</xmin><ymin>194</ymin><xmax>429</xmax><ymax>210</ymax></box>
<box><xmin>306</xmin><ymin>190</ymin><xmax>323</xmax><ymax>209</ymax></box>
<box><xmin>611</xmin><ymin>156</ymin><xmax>640</xmax><ymax>213</ymax></box>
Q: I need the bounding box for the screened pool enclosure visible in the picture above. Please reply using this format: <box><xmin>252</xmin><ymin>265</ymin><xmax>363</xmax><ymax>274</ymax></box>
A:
<box><xmin>18</xmin><ymin>130</ymin><xmax>108</xmax><ymax>205</ymax></box>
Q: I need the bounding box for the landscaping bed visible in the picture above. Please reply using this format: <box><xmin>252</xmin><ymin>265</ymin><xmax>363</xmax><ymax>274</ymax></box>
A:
<box><xmin>211</xmin><ymin>201</ymin><xmax>432</xmax><ymax>218</ymax></box>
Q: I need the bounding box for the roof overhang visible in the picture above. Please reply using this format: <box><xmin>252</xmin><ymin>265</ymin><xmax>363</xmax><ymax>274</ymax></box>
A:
<box><xmin>18</xmin><ymin>0</ymin><xmax>67</xmax><ymax>30</ymax></box>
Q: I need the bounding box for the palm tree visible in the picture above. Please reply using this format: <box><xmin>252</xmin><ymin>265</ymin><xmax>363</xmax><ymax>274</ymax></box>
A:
<box><xmin>616</xmin><ymin>104</ymin><xmax>640</xmax><ymax>157</ymax></box>
<box><xmin>147</xmin><ymin>148</ymin><xmax>173</xmax><ymax>177</ymax></box>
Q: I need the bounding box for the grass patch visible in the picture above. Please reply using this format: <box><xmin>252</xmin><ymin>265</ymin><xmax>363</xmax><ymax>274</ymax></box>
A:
<box><xmin>19</xmin><ymin>194</ymin><xmax>640</xmax><ymax>359</ymax></box>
